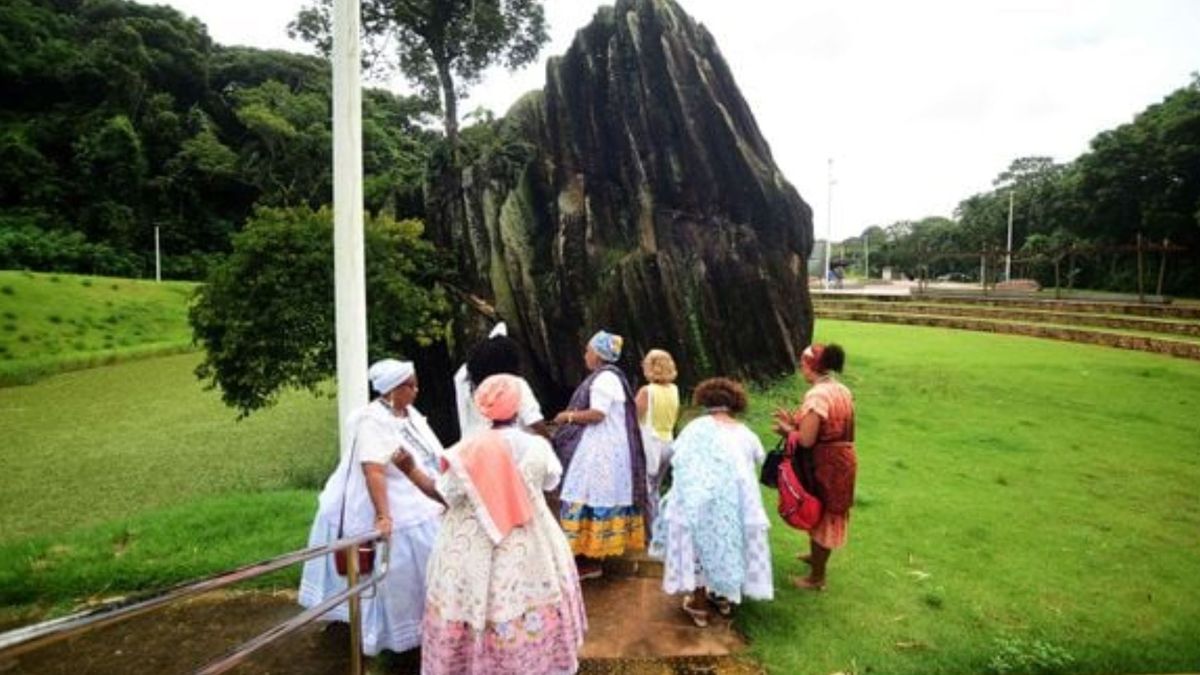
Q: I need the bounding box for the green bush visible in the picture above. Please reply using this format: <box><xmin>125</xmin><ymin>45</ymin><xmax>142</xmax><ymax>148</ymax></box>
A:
<box><xmin>190</xmin><ymin>205</ymin><xmax>450</xmax><ymax>415</ymax></box>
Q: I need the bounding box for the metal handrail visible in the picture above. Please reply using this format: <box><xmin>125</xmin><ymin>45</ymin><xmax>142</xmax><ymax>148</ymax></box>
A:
<box><xmin>0</xmin><ymin>530</ymin><xmax>388</xmax><ymax>674</ymax></box>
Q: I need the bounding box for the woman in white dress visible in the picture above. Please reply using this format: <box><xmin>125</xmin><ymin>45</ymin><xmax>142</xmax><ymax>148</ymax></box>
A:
<box><xmin>298</xmin><ymin>359</ymin><xmax>445</xmax><ymax>656</ymax></box>
<box><xmin>392</xmin><ymin>374</ymin><xmax>587</xmax><ymax>674</ymax></box>
<box><xmin>454</xmin><ymin>329</ymin><xmax>549</xmax><ymax>440</ymax></box>
<box><xmin>650</xmin><ymin>377</ymin><xmax>774</xmax><ymax>627</ymax></box>
<box><xmin>551</xmin><ymin>330</ymin><xmax>650</xmax><ymax>579</ymax></box>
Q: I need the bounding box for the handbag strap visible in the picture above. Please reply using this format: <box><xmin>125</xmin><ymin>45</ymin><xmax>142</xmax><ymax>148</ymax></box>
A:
<box><xmin>336</xmin><ymin>428</ymin><xmax>362</xmax><ymax>540</ymax></box>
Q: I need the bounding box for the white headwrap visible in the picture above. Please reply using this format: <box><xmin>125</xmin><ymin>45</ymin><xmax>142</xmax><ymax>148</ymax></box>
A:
<box><xmin>368</xmin><ymin>358</ymin><xmax>414</xmax><ymax>394</ymax></box>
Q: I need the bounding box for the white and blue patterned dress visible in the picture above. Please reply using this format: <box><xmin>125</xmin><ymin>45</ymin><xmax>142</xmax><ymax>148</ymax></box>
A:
<box><xmin>650</xmin><ymin>415</ymin><xmax>774</xmax><ymax>603</ymax></box>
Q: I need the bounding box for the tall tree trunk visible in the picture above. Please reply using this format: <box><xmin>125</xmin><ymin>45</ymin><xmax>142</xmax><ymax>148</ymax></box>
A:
<box><xmin>436</xmin><ymin>58</ymin><xmax>458</xmax><ymax>158</ymax></box>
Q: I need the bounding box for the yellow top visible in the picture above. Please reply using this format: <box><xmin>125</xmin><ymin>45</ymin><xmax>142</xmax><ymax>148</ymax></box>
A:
<box><xmin>645</xmin><ymin>383</ymin><xmax>680</xmax><ymax>441</ymax></box>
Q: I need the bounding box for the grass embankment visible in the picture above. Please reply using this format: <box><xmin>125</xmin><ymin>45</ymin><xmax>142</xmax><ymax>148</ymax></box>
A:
<box><xmin>0</xmin><ymin>353</ymin><xmax>337</xmax><ymax>618</ymax></box>
<box><xmin>0</xmin><ymin>271</ymin><xmax>196</xmax><ymax>386</ymax></box>
<box><xmin>739</xmin><ymin>321</ymin><xmax>1200</xmax><ymax>674</ymax></box>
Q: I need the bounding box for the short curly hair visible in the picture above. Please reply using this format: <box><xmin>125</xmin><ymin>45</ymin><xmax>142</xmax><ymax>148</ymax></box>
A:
<box><xmin>642</xmin><ymin>349</ymin><xmax>678</xmax><ymax>384</ymax></box>
<box><xmin>691</xmin><ymin>377</ymin><xmax>748</xmax><ymax>414</ymax></box>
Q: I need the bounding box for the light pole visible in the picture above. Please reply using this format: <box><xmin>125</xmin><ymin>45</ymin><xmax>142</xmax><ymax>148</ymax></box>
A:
<box><xmin>1005</xmin><ymin>190</ymin><xmax>1014</xmax><ymax>282</ymax></box>
<box><xmin>824</xmin><ymin>158</ymin><xmax>834</xmax><ymax>289</ymax></box>
<box><xmin>333</xmin><ymin>0</ymin><xmax>368</xmax><ymax>459</ymax></box>
<box><xmin>863</xmin><ymin>232</ymin><xmax>869</xmax><ymax>280</ymax></box>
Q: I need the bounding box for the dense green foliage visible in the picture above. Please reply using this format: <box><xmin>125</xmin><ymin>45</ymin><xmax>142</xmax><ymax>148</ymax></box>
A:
<box><xmin>189</xmin><ymin>206</ymin><xmax>450</xmax><ymax>415</ymax></box>
<box><xmin>0</xmin><ymin>270</ymin><xmax>195</xmax><ymax>385</ymax></box>
<box><xmin>845</xmin><ymin>76</ymin><xmax>1200</xmax><ymax>295</ymax></box>
<box><xmin>0</xmin><ymin>0</ymin><xmax>436</xmax><ymax>279</ymax></box>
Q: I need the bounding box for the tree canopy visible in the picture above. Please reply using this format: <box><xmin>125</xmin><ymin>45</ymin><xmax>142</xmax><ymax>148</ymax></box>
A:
<box><xmin>190</xmin><ymin>206</ymin><xmax>450</xmax><ymax>415</ymax></box>
<box><xmin>0</xmin><ymin>0</ymin><xmax>437</xmax><ymax>279</ymax></box>
<box><xmin>290</xmin><ymin>0</ymin><xmax>548</xmax><ymax>150</ymax></box>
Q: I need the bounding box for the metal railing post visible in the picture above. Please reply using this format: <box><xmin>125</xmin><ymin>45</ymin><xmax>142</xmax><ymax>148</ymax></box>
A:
<box><xmin>347</xmin><ymin>548</ymin><xmax>363</xmax><ymax>675</ymax></box>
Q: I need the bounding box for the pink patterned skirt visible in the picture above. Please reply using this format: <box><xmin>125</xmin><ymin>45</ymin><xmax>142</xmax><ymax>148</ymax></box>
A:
<box><xmin>420</xmin><ymin>583</ymin><xmax>587</xmax><ymax>675</ymax></box>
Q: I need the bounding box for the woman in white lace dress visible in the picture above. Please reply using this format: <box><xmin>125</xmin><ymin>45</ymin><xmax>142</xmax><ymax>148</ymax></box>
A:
<box><xmin>551</xmin><ymin>331</ymin><xmax>650</xmax><ymax>579</ymax></box>
<box><xmin>393</xmin><ymin>375</ymin><xmax>586</xmax><ymax>674</ymax></box>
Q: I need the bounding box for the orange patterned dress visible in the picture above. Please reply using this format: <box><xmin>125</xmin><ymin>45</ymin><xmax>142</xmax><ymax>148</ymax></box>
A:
<box><xmin>790</xmin><ymin>376</ymin><xmax>857</xmax><ymax>549</ymax></box>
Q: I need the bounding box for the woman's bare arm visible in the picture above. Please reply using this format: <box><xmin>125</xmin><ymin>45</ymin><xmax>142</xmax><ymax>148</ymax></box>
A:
<box><xmin>391</xmin><ymin>448</ymin><xmax>446</xmax><ymax>506</ymax></box>
<box><xmin>362</xmin><ymin>463</ymin><xmax>393</xmax><ymax>534</ymax></box>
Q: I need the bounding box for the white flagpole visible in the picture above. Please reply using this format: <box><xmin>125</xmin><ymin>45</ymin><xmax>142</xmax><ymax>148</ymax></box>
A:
<box><xmin>333</xmin><ymin>0</ymin><xmax>368</xmax><ymax>459</ymax></box>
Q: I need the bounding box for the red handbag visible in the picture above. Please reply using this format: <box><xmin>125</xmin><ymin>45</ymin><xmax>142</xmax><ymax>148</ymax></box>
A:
<box><xmin>334</xmin><ymin>542</ymin><xmax>376</xmax><ymax>577</ymax></box>
<box><xmin>777</xmin><ymin>454</ymin><xmax>822</xmax><ymax>530</ymax></box>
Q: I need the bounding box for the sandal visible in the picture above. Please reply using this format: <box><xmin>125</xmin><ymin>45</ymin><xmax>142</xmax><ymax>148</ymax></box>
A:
<box><xmin>681</xmin><ymin>595</ymin><xmax>710</xmax><ymax>627</ymax></box>
<box><xmin>790</xmin><ymin>575</ymin><xmax>826</xmax><ymax>591</ymax></box>
<box><xmin>577</xmin><ymin>564</ymin><xmax>603</xmax><ymax>581</ymax></box>
<box><xmin>707</xmin><ymin>592</ymin><xmax>733</xmax><ymax>617</ymax></box>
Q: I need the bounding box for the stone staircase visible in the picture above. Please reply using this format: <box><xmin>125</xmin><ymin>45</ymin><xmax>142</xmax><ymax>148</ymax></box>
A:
<box><xmin>814</xmin><ymin>295</ymin><xmax>1200</xmax><ymax>360</ymax></box>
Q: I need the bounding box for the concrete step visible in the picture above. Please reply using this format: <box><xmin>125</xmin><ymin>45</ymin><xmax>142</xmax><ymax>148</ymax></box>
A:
<box><xmin>817</xmin><ymin>310</ymin><xmax>1200</xmax><ymax>360</ymax></box>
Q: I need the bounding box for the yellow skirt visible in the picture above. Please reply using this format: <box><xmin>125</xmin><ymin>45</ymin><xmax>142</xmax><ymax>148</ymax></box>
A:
<box><xmin>559</xmin><ymin>502</ymin><xmax>645</xmax><ymax>558</ymax></box>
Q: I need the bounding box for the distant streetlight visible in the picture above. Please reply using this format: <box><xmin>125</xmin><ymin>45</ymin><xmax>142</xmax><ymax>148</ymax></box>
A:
<box><xmin>824</xmin><ymin>158</ymin><xmax>835</xmax><ymax>289</ymax></box>
<box><xmin>1005</xmin><ymin>190</ymin><xmax>1014</xmax><ymax>282</ymax></box>
<box><xmin>863</xmin><ymin>232</ymin><xmax>869</xmax><ymax>279</ymax></box>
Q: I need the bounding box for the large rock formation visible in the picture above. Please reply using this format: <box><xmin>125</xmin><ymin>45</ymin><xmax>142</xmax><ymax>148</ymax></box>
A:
<box><xmin>431</xmin><ymin>0</ymin><xmax>813</xmax><ymax>411</ymax></box>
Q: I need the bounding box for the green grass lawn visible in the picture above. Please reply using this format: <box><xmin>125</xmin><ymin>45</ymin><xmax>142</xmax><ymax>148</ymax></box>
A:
<box><xmin>0</xmin><ymin>353</ymin><xmax>336</xmax><ymax>616</ymax></box>
<box><xmin>0</xmin><ymin>320</ymin><xmax>1198</xmax><ymax>674</ymax></box>
<box><xmin>738</xmin><ymin>320</ymin><xmax>1200</xmax><ymax>674</ymax></box>
<box><xmin>0</xmin><ymin>271</ymin><xmax>196</xmax><ymax>385</ymax></box>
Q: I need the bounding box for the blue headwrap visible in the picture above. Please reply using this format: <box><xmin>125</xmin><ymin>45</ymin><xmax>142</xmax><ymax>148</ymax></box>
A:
<box><xmin>588</xmin><ymin>330</ymin><xmax>624</xmax><ymax>363</ymax></box>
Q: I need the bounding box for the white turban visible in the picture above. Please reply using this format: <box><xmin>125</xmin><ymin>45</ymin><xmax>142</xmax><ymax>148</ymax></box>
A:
<box><xmin>368</xmin><ymin>359</ymin><xmax>414</xmax><ymax>394</ymax></box>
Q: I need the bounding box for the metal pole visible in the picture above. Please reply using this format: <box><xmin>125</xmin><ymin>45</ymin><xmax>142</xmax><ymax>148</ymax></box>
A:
<box><xmin>1156</xmin><ymin>238</ymin><xmax>1169</xmax><ymax>297</ymax></box>
<box><xmin>864</xmin><ymin>233</ymin><xmax>869</xmax><ymax>279</ymax></box>
<box><xmin>347</xmin><ymin>549</ymin><xmax>364</xmax><ymax>675</ymax></box>
<box><xmin>824</xmin><ymin>158</ymin><xmax>833</xmax><ymax>289</ymax></box>
<box><xmin>333</xmin><ymin>0</ymin><xmax>369</xmax><ymax>459</ymax></box>
<box><xmin>154</xmin><ymin>226</ymin><xmax>161</xmax><ymax>282</ymax></box>
<box><xmin>1005</xmin><ymin>191</ymin><xmax>1014</xmax><ymax>282</ymax></box>
<box><xmin>1136</xmin><ymin>231</ymin><xmax>1145</xmax><ymax>303</ymax></box>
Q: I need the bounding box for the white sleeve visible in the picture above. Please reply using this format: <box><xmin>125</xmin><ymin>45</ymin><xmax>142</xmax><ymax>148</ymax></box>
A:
<box><xmin>356</xmin><ymin>417</ymin><xmax>393</xmax><ymax>465</ymax></box>
<box><xmin>517</xmin><ymin>379</ymin><xmax>545</xmax><ymax>426</ymax></box>
<box><xmin>746</xmin><ymin>427</ymin><xmax>767</xmax><ymax>464</ymax></box>
<box><xmin>536</xmin><ymin>437</ymin><xmax>564</xmax><ymax>491</ymax></box>
<box><xmin>589</xmin><ymin>371</ymin><xmax>626</xmax><ymax>413</ymax></box>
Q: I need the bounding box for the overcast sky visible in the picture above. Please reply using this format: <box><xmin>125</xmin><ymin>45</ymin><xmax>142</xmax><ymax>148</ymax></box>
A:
<box><xmin>158</xmin><ymin>0</ymin><xmax>1200</xmax><ymax>240</ymax></box>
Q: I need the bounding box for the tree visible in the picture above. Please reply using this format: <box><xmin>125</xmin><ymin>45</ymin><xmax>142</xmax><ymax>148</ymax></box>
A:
<box><xmin>289</xmin><ymin>0</ymin><xmax>549</xmax><ymax>152</ymax></box>
<box><xmin>190</xmin><ymin>206</ymin><xmax>450</xmax><ymax>415</ymax></box>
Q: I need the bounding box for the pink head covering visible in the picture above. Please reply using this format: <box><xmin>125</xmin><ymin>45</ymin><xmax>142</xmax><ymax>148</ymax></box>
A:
<box><xmin>451</xmin><ymin>374</ymin><xmax>533</xmax><ymax>544</ymax></box>
<box><xmin>474</xmin><ymin>374</ymin><xmax>522</xmax><ymax>422</ymax></box>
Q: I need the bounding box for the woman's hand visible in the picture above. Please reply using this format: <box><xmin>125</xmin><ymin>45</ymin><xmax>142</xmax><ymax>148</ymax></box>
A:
<box><xmin>391</xmin><ymin>447</ymin><xmax>415</xmax><ymax>475</ymax></box>
<box><xmin>375</xmin><ymin>513</ymin><xmax>393</xmax><ymax>535</ymax></box>
<box><xmin>772</xmin><ymin>408</ymin><xmax>796</xmax><ymax>436</ymax></box>
<box><xmin>553</xmin><ymin>410</ymin><xmax>575</xmax><ymax>426</ymax></box>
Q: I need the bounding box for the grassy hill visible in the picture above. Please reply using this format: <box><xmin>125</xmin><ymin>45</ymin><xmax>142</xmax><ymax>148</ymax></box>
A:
<box><xmin>0</xmin><ymin>271</ymin><xmax>196</xmax><ymax>385</ymax></box>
